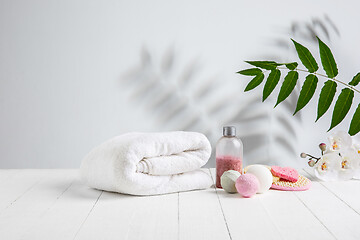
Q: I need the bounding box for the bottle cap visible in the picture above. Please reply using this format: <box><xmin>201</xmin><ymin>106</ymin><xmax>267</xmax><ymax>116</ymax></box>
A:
<box><xmin>223</xmin><ymin>126</ymin><xmax>236</xmax><ymax>137</ymax></box>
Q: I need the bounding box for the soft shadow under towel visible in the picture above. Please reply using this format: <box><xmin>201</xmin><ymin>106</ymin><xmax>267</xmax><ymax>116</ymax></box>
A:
<box><xmin>80</xmin><ymin>131</ymin><xmax>213</xmax><ymax>195</ymax></box>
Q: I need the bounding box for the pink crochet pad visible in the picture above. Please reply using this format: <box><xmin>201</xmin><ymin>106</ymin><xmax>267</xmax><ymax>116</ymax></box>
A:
<box><xmin>271</xmin><ymin>175</ymin><xmax>311</xmax><ymax>191</ymax></box>
<box><xmin>271</xmin><ymin>166</ymin><xmax>299</xmax><ymax>182</ymax></box>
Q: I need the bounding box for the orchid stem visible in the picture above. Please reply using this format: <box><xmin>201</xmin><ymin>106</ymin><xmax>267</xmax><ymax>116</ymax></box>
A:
<box><xmin>305</xmin><ymin>153</ymin><xmax>320</xmax><ymax>160</ymax></box>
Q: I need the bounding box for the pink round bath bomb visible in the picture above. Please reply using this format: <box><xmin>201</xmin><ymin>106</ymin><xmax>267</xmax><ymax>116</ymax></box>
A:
<box><xmin>235</xmin><ymin>173</ymin><xmax>259</xmax><ymax>198</ymax></box>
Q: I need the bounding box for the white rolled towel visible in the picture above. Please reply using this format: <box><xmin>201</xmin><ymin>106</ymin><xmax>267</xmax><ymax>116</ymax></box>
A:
<box><xmin>80</xmin><ymin>131</ymin><xmax>213</xmax><ymax>195</ymax></box>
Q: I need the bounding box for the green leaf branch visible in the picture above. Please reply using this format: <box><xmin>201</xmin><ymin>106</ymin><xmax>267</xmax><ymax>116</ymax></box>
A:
<box><xmin>237</xmin><ymin>37</ymin><xmax>360</xmax><ymax>136</ymax></box>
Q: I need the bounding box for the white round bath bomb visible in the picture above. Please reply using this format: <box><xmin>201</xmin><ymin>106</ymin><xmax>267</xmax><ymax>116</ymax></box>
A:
<box><xmin>221</xmin><ymin>170</ymin><xmax>241</xmax><ymax>193</ymax></box>
<box><xmin>245</xmin><ymin>165</ymin><xmax>272</xmax><ymax>193</ymax></box>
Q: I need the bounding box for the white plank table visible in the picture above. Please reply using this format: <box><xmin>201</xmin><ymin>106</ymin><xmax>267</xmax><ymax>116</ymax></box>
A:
<box><xmin>0</xmin><ymin>168</ymin><xmax>359</xmax><ymax>240</ymax></box>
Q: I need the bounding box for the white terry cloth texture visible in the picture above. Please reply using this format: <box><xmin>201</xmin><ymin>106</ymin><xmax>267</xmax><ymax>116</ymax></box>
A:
<box><xmin>80</xmin><ymin>131</ymin><xmax>213</xmax><ymax>195</ymax></box>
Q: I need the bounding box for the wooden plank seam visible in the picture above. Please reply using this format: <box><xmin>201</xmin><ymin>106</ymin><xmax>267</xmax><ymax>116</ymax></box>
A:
<box><xmin>73</xmin><ymin>190</ymin><xmax>104</xmax><ymax>240</ymax></box>
<box><xmin>208</xmin><ymin>169</ymin><xmax>233</xmax><ymax>240</ymax></box>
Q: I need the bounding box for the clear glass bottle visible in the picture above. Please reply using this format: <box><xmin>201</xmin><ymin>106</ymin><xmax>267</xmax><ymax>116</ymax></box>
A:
<box><xmin>216</xmin><ymin>126</ymin><xmax>243</xmax><ymax>188</ymax></box>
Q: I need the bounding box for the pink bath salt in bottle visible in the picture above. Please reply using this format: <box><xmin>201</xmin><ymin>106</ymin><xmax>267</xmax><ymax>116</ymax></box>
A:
<box><xmin>216</xmin><ymin>126</ymin><xmax>243</xmax><ymax>188</ymax></box>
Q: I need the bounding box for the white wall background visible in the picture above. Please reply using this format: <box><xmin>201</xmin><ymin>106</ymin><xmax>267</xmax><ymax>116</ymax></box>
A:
<box><xmin>1</xmin><ymin>0</ymin><xmax>359</xmax><ymax>168</ymax></box>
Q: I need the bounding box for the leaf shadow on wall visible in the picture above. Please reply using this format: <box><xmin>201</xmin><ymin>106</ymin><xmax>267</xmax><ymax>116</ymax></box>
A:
<box><xmin>119</xmin><ymin>14</ymin><xmax>340</xmax><ymax>168</ymax></box>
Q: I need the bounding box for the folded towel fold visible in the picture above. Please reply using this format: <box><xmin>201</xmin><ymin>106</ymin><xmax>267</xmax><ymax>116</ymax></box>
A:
<box><xmin>80</xmin><ymin>131</ymin><xmax>213</xmax><ymax>195</ymax></box>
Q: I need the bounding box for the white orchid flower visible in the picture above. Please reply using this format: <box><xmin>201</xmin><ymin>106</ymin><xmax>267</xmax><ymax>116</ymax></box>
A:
<box><xmin>327</xmin><ymin>131</ymin><xmax>353</xmax><ymax>152</ymax></box>
<box><xmin>314</xmin><ymin>152</ymin><xmax>342</xmax><ymax>181</ymax></box>
<box><xmin>352</xmin><ymin>133</ymin><xmax>360</xmax><ymax>155</ymax></box>
<box><xmin>304</xmin><ymin>131</ymin><xmax>360</xmax><ymax>181</ymax></box>
<box><xmin>328</xmin><ymin>131</ymin><xmax>352</xmax><ymax>151</ymax></box>
<box><xmin>338</xmin><ymin>149</ymin><xmax>360</xmax><ymax>180</ymax></box>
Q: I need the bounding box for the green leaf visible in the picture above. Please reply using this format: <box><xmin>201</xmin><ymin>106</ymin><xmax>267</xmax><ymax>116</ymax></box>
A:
<box><xmin>262</xmin><ymin>69</ymin><xmax>281</xmax><ymax>101</ymax></box>
<box><xmin>349</xmin><ymin>103</ymin><xmax>360</xmax><ymax>136</ymax></box>
<box><xmin>275</xmin><ymin>71</ymin><xmax>299</xmax><ymax>107</ymax></box>
<box><xmin>317</xmin><ymin>37</ymin><xmax>338</xmax><ymax>78</ymax></box>
<box><xmin>245</xmin><ymin>61</ymin><xmax>279</xmax><ymax>70</ymax></box>
<box><xmin>316</xmin><ymin>80</ymin><xmax>337</xmax><ymax>121</ymax></box>
<box><xmin>294</xmin><ymin>74</ymin><xmax>318</xmax><ymax>115</ymax></box>
<box><xmin>237</xmin><ymin>68</ymin><xmax>262</xmax><ymax>76</ymax></box>
<box><xmin>244</xmin><ymin>73</ymin><xmax>265</xmax><ymax>92</ymax></box>
<box><xmin>329</xmin><ymin>88</ymin><xmax>354</xmax><ymax>131</ymax></box>
<box><xmin>349</xmin><ymin>72</ymin><xmax>360</xmax><ymax>86</ymax></box>
<box><xmin>291</xmin><ymin>39</ymin><xmax>319</xmax><ymax>73</ymax></box>
<box><xmin>285</xmin><ymin>62</ymin><xmax>298</xmax><ymax>70</ymax></box>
